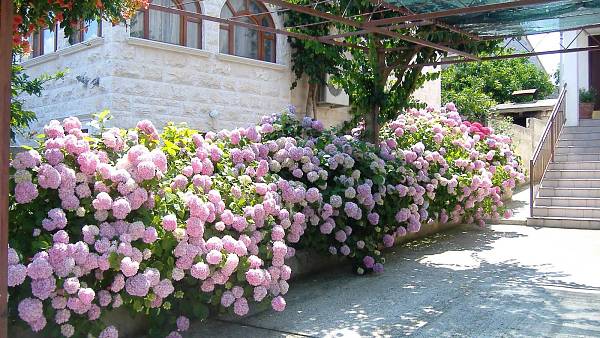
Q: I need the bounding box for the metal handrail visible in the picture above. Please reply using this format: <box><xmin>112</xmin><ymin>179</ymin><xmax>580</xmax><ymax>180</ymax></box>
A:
<box><xmin>529</xmin><ymin>83</ymin><xmax>568</xmax><ymax>217</ymax></box>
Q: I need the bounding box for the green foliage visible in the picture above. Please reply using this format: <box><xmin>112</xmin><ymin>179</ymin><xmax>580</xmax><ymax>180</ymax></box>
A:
<box><xmin>579</xmin><ymin>87</ymin><xmax>597</xmax><ymax>103</ymax></box>
<box><xmin>442</xmin><ymin>87</ymin><xmax>497</xmax><ymax>124</ymax></box>
<box><xmin>442</xmin><ymin>54</ymin><xmax>555</xmax><ymax>105</ymax></box>
<box><xmin>10</xmin><ymin>62</ymin><xmax>65</xmax><ymax>140</ymax></box>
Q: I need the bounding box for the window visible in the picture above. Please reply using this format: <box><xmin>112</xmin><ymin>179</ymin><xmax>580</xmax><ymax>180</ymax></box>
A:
<box><xmin>68</xmin><ymin>21</ymin><xmax>102</xmax><ymax>46</ymax></box>
<box><xmin>220</xmin><ymin>0</ymin><xmax>276</xmax><ymax>63</ymax></box>
<box><xmin>31</xmin><ymin>26</ymin><xmax>57</xmax><ymax>57</ymax></box>
<box><xmin>130</xmin><ymin>0</ymin><xmax>202</xmax><ymax>49</ymax></box>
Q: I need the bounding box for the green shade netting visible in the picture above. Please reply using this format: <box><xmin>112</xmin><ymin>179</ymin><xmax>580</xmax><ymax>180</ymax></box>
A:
<box><xmin>386</xmin><ymin>0</ymin><xmax>600</xmax><ymax>36</ymax></box>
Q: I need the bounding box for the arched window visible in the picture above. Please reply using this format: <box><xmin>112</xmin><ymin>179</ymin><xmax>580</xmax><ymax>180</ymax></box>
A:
<box><xmin>220</xmin><ymin>0</ymin><xmax>276</xmax><ymax>63</ymax></box>
<box><xmin>130</xmin><ymin>0</ymin><xmax>202</xmax><ymax>49</ymax></box>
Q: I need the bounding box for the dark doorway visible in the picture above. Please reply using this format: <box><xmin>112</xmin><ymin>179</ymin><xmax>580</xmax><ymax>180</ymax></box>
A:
<box><xmin>590</xmin><ymin>35</ymin><xmax>600</xmax><ymax>110</ymax></box>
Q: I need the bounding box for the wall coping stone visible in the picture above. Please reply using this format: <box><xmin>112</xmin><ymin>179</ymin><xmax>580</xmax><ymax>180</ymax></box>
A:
<box><xmin>20</xmin><ymin>53</ymin><xmax>58</xmax><ymax>68</ymax></box>
<box><xmin>21</xmin><ymin>37</ymin><xmax>105</xmax><ymax>68</ymax></box>
<box><xmin>60</xmin><ymin>37</ymin><xmax>105</xmax><ymax>56</ymax></box>
<box><xmin>216</xmin><ymin>53</ymin><xmax>287</xmax><ymax>71</ymax></box>
<box><xmin>126</xmin><ymin>37</ymin><xmax>211</xmax><ymax>59</ymax></box>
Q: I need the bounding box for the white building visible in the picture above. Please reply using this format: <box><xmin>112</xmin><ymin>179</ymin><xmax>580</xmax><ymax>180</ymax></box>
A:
<box><xmin>17</xmin><ymin>0</ymin><xmax>440</xmax><ymax>145</ymax></box>
<box><xmin>561</xmin><ymin>28</ymin><xmax>600</xmax><ymax>126</ymax></box>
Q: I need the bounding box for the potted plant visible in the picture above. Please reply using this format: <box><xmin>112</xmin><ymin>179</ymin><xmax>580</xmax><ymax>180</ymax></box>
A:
<box><xmin>579</xmin><ymin>88</ymin><xmax>597</xmax><ymax>119</ymax></box>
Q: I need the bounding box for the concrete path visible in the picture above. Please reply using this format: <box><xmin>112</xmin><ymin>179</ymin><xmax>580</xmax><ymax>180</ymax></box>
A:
<box><xmin>188</xmin><ymin>224</ymin><xmax>600</xmax><ymax>337</ymax></box>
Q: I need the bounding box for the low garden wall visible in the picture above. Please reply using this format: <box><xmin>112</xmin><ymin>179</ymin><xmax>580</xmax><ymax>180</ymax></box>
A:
<box><xmin>7</xmin><ymin>104</ymin><xmax>523</xmax><ymax>338</ymax></box>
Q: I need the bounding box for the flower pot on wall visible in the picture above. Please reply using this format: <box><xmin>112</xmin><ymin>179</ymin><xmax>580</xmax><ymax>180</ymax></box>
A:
<box><xmin>580</xmin><ymin>102</ymin><xmax>595</xmax><ymax>119</ymax></box>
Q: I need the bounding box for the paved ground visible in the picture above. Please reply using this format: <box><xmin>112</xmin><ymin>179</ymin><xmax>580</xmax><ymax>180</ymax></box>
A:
<box><xmin>189</xmin><ymin>223</ymin><xmax>600</xmax><ymax>337</ymax></box>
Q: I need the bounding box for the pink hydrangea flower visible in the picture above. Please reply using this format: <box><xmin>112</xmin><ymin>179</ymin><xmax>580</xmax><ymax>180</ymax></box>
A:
<box><xmin>245</xmin><ymin>269</ymin><xmax>265</xmax><ymax>286</ymax></box>
<box><xmin>112</xmin><ymin>198</ymin><xmax>131</xmax><ymax>219</ymax></box>
<box><xmin>18</xmin><ymin>298</ymin><xmax>44</xmax><ymax>324</ymax></box>
<box><xmin>176</xmin><ymin>316</ymin><xmax>190</xmax><ymax>332</ymax></box>
<box><xmin>61</xmin><ymin>323</ymin><xmax>75</xmax><ymax>337</ymax></box>
<box><xmin>162</xmin><ymin>214</ymin><xmax>177</xmax><ymax>231</ymax></box>
<box><xmin>153</xmin><ymin>279</ymin><xmax>175</xmax><ymax>298</ymax></box>
<box><xmin>233</xmin><ymin>297</ymin><xmax>249</xmax><ymax>316</ymax></box>
<box><xmin>99</xmin><ymin>326</ymin><xmax>119</xmax><ymax>338</ymax></box>
<box><xmin>125</xmin><ymin>274</ymin><xmax>150</xmax><ymax>297</ymax></box>
<box><xmin>78</xmin><ymin>288</ymin><xmax>95</xmax><ymax>304</ymax></box>
<box><xmin>190</xmin><ymin>262</ymin><xmax>210</xmax><ymax>280</ymax></box>
<box><xmin>120</xmin><ymin>257</ymin><xmax>139</xmax><ymax>277</ymax></box>
<box><xmin>271</xmin><ymin>296</ymin><xmax>286</xmax><ymax>312</ymax></box>
<box><xmin>14</xmin><ymin>181</ymin><xmax>39</xmax><ymax>204</ymax></box>
<box><xmin>8</xmin><ymin>264</ymin><xmax>26</xmax><ymax>287</ymax></box>
<box><xmin>206</xmin><ymin>250</ymin><xmax>223</xmax><ymax>265</ymax></box>
<box><xmin>92</xmin><ymin>192</ymin><xmax>113</xmax><ymax>211</ymax></box>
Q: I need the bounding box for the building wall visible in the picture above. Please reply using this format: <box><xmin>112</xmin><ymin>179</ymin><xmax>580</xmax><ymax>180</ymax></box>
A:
<box><xmin>17</xmin><ymin>2</ymin><xmax>441</xmax><ymax>145</ymax></box>
<box><xmin>412</xmin><ymin>66</ymin><xmax>442</xmax><ymax>109</ymax></box>
<box><xmin>510</xmin><ymin>117</ymin><xmax>548</xmax><ymax>169</ymax></box>
<box><xmin>561</xmin><ymin>27</ymin><xmax>600</xmax><ymax>126</ymax></box>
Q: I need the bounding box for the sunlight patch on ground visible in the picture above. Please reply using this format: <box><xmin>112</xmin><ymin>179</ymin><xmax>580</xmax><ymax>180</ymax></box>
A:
<box><xmin>417</xmin><ymin>250</ymin><xmax>481</xmax><ymax>270</ymax></box>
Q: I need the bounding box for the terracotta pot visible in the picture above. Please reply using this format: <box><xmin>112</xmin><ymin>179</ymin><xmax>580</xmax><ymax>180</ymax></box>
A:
<box><xmin>580</xmin><ymin>102</ymin><xmax>595</xmax><ymax>119</ymax></box>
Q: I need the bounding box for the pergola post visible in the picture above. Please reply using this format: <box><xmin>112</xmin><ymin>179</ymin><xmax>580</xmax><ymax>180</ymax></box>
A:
<box><xmin>0</xmin><ymin>0</ymin><xmax>13</xmax><ymax>337</ymax></box>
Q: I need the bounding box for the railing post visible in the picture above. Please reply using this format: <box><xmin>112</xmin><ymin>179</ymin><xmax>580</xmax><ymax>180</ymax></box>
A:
<box><xmin>550</xmin><ymin>121</ymin><xmax>555</xmax><ymax>162</ymax></box>
<box><xmin>530</xmin><ymin>159</ymin><xmax>534</xmax><ymax>217</ymax></box>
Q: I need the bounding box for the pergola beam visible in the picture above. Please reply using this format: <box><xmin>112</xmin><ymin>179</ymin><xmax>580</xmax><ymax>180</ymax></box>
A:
<box><xmin>258</xmin><ymin>0</ymin><xmax>481</xmax><ymax>60</ymax></box>
<box><xmin>322</xmin><ymin>21</ymin><xmax>432</xmax><ymax>40</ymax></box>
<box><xmin>406</xmin><ymin>45</ymin><xmax>600</xmax><ymax>68</ymax></box>
<box><xmin>364</xmin><ymin>0</ymin><xmax>563</xmax><ymax>28</ymax></box>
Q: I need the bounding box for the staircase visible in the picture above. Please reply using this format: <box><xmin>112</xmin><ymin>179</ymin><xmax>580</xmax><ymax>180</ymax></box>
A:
<box><xmin>528</xmin><ymin>119</ymin><xmax>600</xmax><ymax>229</ymax></box>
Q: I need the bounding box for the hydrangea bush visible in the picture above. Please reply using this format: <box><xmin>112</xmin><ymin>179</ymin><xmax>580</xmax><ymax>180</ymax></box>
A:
<box><xmin>8</xmin><ymin>104</ymin><xmax>523</xmax><ymax>337</ymax></box>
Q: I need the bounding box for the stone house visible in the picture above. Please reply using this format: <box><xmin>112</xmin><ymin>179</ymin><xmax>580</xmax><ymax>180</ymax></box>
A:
<box><xmin>17</xmin><ymin>0</ymin><xmax>440</xmax><ymax>146</ymax></box>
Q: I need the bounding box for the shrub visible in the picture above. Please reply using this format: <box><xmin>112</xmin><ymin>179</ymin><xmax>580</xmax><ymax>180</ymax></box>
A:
<box><xmin>8</xmin><ymin>104</ymin><xmax>523</xmax><ymax>337</ymax></box>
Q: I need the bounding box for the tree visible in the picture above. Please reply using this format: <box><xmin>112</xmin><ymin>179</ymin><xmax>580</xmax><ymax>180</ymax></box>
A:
<box><xmin>442</xmin><ymin>54</ymin><xmax>555</xmax><ymax>105</ymax></box>
<box><xmin>443</xmin><ymin>86</ymin><xmax>497</xmax><ymax>125</ymax></box>
<box><xmin>286</xmin><ymin>0</ymin><xmax>498</xmax><ymax>142</ymax></box>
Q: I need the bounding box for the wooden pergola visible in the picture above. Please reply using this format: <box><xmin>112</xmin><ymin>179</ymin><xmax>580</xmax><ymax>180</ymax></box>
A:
<box><xmin>1</xmin><ymin>0</ymin><xmax>600</xmax><ymax>336</ymax></box>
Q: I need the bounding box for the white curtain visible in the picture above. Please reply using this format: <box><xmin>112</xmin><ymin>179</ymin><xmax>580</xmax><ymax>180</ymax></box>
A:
<box><xmin>234</xmin><ymin>18</ymin><xmax>258</xmax><ymax>59</ymax></box>
<box><xmin>149</xmin><ymin>1</ymin><xmax>180</xmax><ymax>45</ymax></box>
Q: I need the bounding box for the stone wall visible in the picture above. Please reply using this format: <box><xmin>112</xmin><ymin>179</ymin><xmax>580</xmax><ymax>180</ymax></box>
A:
<box><xmin>510</xmin><ymin>117</ymin><xmax>548</xmax><ymax>172</ymax></box>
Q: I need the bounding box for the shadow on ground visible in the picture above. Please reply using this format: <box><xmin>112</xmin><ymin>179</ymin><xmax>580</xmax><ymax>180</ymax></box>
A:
<box><xmin>188</xmin><ymin>224</ymin><xmax>600</xmax><ymax>338</ymax></box>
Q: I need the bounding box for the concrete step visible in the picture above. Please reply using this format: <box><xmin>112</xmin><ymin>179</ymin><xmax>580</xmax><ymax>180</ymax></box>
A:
<box><xmin>541</xmin><ymin>178</ymin><xmax>600</xmax><ymax>188</ymax></box>
<box><xmin>544</xmin><ymin>169</ymin><xmax>600</xmax><ymax>179</ymax></box>
<box><xmin>554</xmin><ymin>153</ymin><xmax>600</xmax><ymax>162</ymax></box>
<box><xmin>549</xmin><ymin>161</ymin><xmax>600</xmax><ymax>170</ymax></box>
<box><xmin>556</xmin><ymin>146</ymin><xmax>600</xmax><ymax>155</ymax></box>
<box><xmin>533</xmin><ymin>205</ymin><xmax>600</xmax><ymax>218</ymax></box>
<box><xmin>527</xmin><ymin>216</ymin><xmax>600</xmax><ymax>229</ymax></box>
<box><xmin>558</xmin><ymin>138</ymin><xmax>600</xmax><ymax>146</ymax></box>
<box><xmin>559</xmin><ymin>132</ymin><xmax>600</xmax><ymax>141</ymax></box>
<box><xmin>538</xmin><ymin>187</ymin><xmax>600</xmax><ymax>198</ymax></box>
<box><xmin>535</xmin><ymin>196</ymin><xmax>600</xmax><ymax>208</ymax></box>
<box><xmin>577</xmin><ymin>119</ymin><xmax>600</xmax><ymax>127</ymax></box>
<box><xmin>562</xmin><ymin>126</ymin><xmax>600</xmax><ymax>133</ymax></box>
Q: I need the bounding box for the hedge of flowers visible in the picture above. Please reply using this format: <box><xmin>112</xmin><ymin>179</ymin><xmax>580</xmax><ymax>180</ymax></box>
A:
<box><xmin>8</xmin><ymin>104</ymin><xmax>524</xmax><ymax>337</ymax></box>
